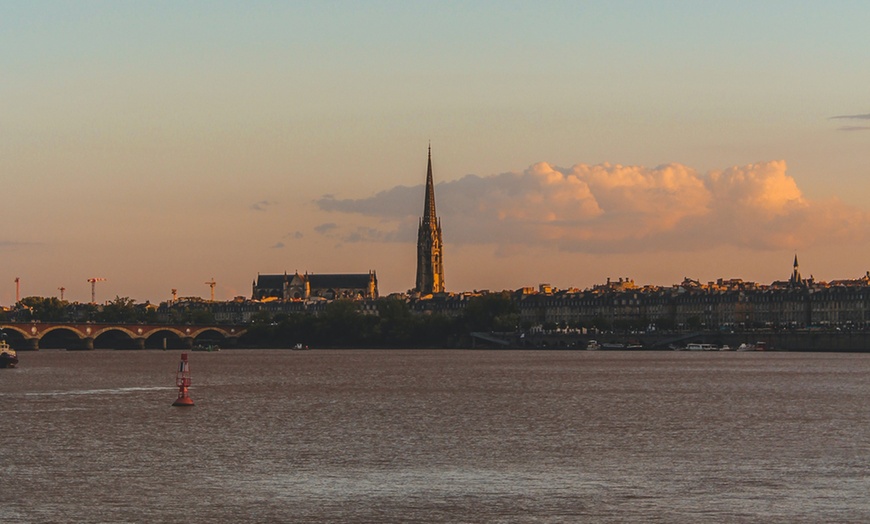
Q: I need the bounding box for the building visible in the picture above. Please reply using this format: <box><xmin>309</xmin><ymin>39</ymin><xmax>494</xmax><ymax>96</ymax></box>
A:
<box><xmin>415</xmin><ymin>145</ymin><xmax>446</xmax><ymax>294</ymax></box>
<box><xmin>252</xmin><ymin>271</ymin><xmax>378</xmax><ymax>301</ymax></box>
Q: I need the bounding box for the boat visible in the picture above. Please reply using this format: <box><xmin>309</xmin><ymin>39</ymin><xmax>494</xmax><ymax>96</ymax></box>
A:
<box><xmin>0</xmin><ymin>339</ymin><xmax>18</xmax><ymax>368</ymax></box>
<box><xmin>736</xmin><ymin>342</ymin><xmax>768</xmax><ymax>352</ymax></box>
<box><xmin>685</xmin><ymin>343</ymin><xmax>717</xmax><ymax>351</ymax></box>
<box><xmin>192</xmin><ymin>344</ymin><xmax>220</xmax><ymax>352</ymax></box>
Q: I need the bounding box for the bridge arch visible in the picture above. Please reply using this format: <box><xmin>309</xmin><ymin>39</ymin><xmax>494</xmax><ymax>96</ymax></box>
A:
<box><xmin>144</xmin><ymin>329</ymin><xmax>188</xmax><ymax>349</ymax></box>
<box><xmin>0</xmin><ymin>325</ymin><xmax>32</xmax><ymax>340</ymax></box>
<box><xmin>40</xmin><ymin>326</ymin><xmax>88</xmax><ymax>350</ymax></box>
<box><xmin>93</xmin><ymin>327</ymin><xmax>140</xmax><ymax>349</ymax></box>
<box><xmin>193</xmin><ymin>327</ymin><xmax>232</xmax><ymax>345</ymax></box>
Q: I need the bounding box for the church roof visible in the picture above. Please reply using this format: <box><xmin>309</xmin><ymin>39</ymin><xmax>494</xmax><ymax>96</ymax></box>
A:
<box><xmin>307</xmin><ymin>273</ymin><xmax>374</xmax><ymax>289</ymax></box>
<box><xmin>255</xmin><ymin>273</ymin><xmax>374</xmax><ymax>289</ymax></box>
<box><xmin>256</xmin><ymin>274</ymin><xmax>287</xmax><ymax>288</ymax></box>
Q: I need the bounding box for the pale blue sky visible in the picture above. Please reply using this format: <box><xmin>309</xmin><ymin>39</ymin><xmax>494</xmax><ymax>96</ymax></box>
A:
<box><xmin>2</xmin><ymin>1</ymin><xmax>869</xmax><ymax>302</ymax></box>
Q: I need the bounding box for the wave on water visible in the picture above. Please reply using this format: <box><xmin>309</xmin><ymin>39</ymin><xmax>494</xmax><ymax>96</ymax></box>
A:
<box><xmin>23</xmin><ymin>386</ymin><xmax>173</xmax><ymax>397</ymax></box>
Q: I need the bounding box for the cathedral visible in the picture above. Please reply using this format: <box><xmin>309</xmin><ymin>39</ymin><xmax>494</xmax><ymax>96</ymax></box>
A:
<box><xmin>415</xmin><ymin>146</ymin><xmax>446</xmax><ymax>295</ymax></box>
<box><xmin>252</xmin><ymin>271</ymin><xmax>378</xmax><ymax>301</ymax></box>
<box><xmin>252</xmin><ymin>146</ymin><xmax>444</xmax><ymax>302</ymax></box>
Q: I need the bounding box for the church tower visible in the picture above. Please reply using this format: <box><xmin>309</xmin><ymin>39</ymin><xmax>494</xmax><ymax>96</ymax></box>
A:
<box><xmin>415</xmin><ymin>145</ymin><xmax>445</xmax><ymax>294</ymax></box>
<box><xmin>790</xmin><ymin>254</ymin><xmax>802</xmax><ymax>286</ymax></box>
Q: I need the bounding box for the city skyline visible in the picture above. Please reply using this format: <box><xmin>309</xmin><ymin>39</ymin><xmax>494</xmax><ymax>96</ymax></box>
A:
<box><xmin>2</xmin><ymin>2</ymin><xmax>870</xmax><ymax>304</ymax></box>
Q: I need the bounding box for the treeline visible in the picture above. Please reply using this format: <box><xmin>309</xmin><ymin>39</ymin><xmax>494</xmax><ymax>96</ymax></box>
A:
<box><xmin>3</xmin><ymin>296</ymin><xmax>216</xmax><ymax>324</ymax></box>
<box><xmin>242</xmin><ymin>294</ymin><xmax>519</xmax><ymax>348</ymax></box>
<box><xmin>3</xmin><ymin>293</ymin><xmax>522</xmax><ymax>349</ymax></box>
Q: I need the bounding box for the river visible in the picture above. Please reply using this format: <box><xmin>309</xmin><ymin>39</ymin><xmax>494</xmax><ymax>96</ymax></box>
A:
<box><xmin>2</xmin><ymin>349</ymin><xmax>868</xmax><ymax>523</ymax></box>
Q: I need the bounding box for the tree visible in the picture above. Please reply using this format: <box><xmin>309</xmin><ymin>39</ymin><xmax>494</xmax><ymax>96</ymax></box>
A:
<box><xmin>316</xmin><ymin>299</ymin><xmax>375</xmax><ymax>347</ymax></box>
<box><xmin>462</xmin><ymin>292</ymin><xmax>518</xmax><ymax>332</ymax></box>
<box><xmin>376</xmin><ymin>297</ymin><xmax>416</xmax><ymax>346</ymax></box>
<box><xmin>97</xmin><ymin>296</ymin><xmax>139</xmax><ymax>323</ymax></box>
<box><xmin>19</xmin><ymin>296</ymin><xmax>69</xmax><ymax>322</ymax></box>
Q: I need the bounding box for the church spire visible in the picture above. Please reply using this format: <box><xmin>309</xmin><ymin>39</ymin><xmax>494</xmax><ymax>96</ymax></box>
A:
<box><xmin>422</xmin><ymin>143</ymin><xmax>437</xmax><ymax>225</ymax></box>
<box><xmin>791</xmin><ymin>253</ymin><xmax>803</xmax><ymax>286</ymax></box>
<box><xmin>415</xmin><ymin>145</ymin><xmax>445</xmax><ymax>294</ymax></box>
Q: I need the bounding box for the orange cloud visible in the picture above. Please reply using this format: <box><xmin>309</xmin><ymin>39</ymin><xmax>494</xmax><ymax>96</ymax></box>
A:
<box><xmin>316</xmin><ymin>160</ymin><xmax>870</xmax><ymax>253</ymax></box>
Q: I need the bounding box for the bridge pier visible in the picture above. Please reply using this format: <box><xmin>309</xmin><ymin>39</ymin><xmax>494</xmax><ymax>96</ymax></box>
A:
<box><xmin>135</xmin><ymin>338</ymin><xmax>146</xmax><ymax>350</ymax></box>
<box><xmin>183</xmin><ymin>337</ymin><xmax>195</xmax><ymax>349</ymax></box>
<box><xmin>25</xmin><ymin>338</ymin><xmax>39</xmax><ymax>351</ymax></box>
<box><xmin>83</xmin><ymin>338</ymin><xmax>95</xmax><ymax>350</ymax></box>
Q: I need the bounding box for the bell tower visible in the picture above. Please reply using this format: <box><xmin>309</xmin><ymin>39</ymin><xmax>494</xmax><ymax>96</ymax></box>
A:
<box><xmin>415</xmin><ymin>145</ymin><xmax>445</xmax><ymax>294</ymax></box>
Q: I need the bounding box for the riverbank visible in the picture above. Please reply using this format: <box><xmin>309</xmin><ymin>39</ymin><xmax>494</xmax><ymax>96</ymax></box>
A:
<box><xmin>515</xmin><ymin>330</ymin><xmax>870</xmax><ymax>352</ymax></box>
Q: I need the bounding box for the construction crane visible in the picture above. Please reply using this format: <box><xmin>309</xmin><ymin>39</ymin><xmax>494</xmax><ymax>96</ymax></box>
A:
<box><xmin>58</xmin><ymin>286</ymin><xmax>66</xmax><ymax>301</ymax></box>
<box><xmin>171</xmin><ymin>288</ymin><xmax>178</xmax><ymax>303</ymax></box>
<box><xmin>87</xmin><ymin>277</ymin><xmax>106</xmax><ymax>304</ymax></box>
<box><xmin>14</xmin><ymin>277</ymin><xmax>20</xmax><ymax>303</ymax></box>
<box><xmin>205</xmin><ymin>278</ymin><xmax>216</xmax><ymax>302</ymax></box>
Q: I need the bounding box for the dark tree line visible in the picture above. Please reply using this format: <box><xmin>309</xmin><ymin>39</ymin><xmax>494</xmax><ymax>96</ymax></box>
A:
<box><xmin>242</xmin><ymin>293</ymin><xmax>520</xmax><ymax>348</ymax></box>
<box><xmin>2</xmin><ymin>293</ymin><xmax>521</xmax><ymax>349</ymax></box>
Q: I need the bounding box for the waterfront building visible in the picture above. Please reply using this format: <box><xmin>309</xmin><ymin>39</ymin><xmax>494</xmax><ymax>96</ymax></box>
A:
<box><xmin>415</xmin><ymin>146</ymin><xmax>446</xmax><ymax>295</ymax></box>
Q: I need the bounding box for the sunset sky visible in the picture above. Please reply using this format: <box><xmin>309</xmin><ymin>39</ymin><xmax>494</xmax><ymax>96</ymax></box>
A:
<box><xmin>2</xmin><ymin>1</ymin><xmax>870</xmax><ymax>304</ymax></box>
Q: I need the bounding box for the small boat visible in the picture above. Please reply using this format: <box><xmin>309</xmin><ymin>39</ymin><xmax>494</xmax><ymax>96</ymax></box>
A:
<box><xmin>0</xmin><ymin>339</ymin><xmax>18</xmax><ymax>368</ymax></box>
<box><xmin>192</xmin><ymin>344</ymin><xmax>220</xmax><ymax>352</ymax></box>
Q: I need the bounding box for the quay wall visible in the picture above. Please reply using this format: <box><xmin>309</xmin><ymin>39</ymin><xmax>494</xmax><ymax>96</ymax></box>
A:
<box><xmin>521</xmin><ymin>330</ymin><xmax>870</xmax><ymax>352</ymax></box>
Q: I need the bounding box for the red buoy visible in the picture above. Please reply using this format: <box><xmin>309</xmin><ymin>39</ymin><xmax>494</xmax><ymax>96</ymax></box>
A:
<box><xmin>172</xmin><ymin>352</ymin><xmax>195</xmax><ymax>407</ymax></box>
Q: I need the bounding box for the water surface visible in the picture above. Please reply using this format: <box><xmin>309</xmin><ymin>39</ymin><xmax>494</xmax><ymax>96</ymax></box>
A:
<box><xmin>2</xmin><ymin>350</ymin><xmax>868</xmax><ymax>522</ymax></box>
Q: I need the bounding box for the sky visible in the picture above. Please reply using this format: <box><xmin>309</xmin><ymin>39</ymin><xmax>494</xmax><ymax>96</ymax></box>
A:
<box><xmin>2</xmin><ymin>1</ymin><xmax>870</xmax><ymax>304</ymax></box>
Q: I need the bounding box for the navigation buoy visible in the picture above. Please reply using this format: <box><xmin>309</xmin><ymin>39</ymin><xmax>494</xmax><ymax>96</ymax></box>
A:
<box><xmin>172</xmin><ymin>352</ymin><xmax>195</xmax><ymax>407</ymax></box>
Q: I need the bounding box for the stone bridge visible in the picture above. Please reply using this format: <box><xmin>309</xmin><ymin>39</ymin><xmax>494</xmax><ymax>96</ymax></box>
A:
<box><xmin>0</xmin><ymin>322</ymin><xmax>247</xmax><ymax>350</ymax></box>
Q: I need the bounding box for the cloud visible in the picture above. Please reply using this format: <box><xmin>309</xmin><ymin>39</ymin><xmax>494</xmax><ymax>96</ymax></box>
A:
<box><xmin>314</xmin><ymin>223</ymin><xmax>338</xmax><ymax>235</ymax></box>
<box><xmin>316</xmin><ymin>160</ymin><xmax>870</xmax><ymax>254</ymax></box>
<box><xmin>250</xmin><ymin>200</ymin><xmax>277</xmax><ymax>211</ymax></box>
<box><xmin>318</xmin><ymin>187</ymin><xmax>419</xmax><ymax>218</ymax></box>
<box><xmin>830</xmin><ymin>113</ymin><xmax>870</xmax><ymax>120</ymax></box>
<box><xmin>837</xmin><ymin>126</ymin><xmax>870</xmax><ymax>132</ymax></box>
<box><xmin>270</xmin><ymin>242</ymin><xmax>285</xmax><ymax>249</ymax></box>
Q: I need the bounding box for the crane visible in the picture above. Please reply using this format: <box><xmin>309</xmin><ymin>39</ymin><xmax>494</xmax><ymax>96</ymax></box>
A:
<box><xmin>171</xmin><ymin>288</ymin><xmax>178</xmax><ymax>303</ymax></box>
<box><xmin>58</xmin><ymin>286</ymin><xmax>66</xmax><ymax>301</ymax></box>
<box><xmin>14</xmin><ymin>277</ymin><xmax>20</xmax><ymax>303</ymax></box>
<box><xmin>205</xmin><ymin>278</ymin><xmax>216</xmax><ymax>302</ymax></box>
<box><xmin>87</xmin><ymin>277</ymin><xmax>106</xmax><ymax>304</ymax></box>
